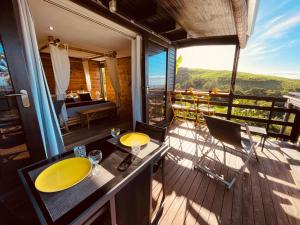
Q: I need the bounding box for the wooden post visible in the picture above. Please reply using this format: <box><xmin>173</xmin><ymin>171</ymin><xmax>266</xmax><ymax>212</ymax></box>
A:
<box><xmin>266</xmin><ymin>101</ymin><xmax>275</xmax><ymax>135</ymax></box>
<box><xmin>280</xmin><ymin>101</ymin><xmax>292</xmax><ymax>140</ymax></box>
<box><xmin>227</xmin><ymin>44</ymin><xmax>240</xmax><ymax>120</ymax></box>
<box><xmin>290</xmin><ymin>110</ymin><xmax>300</xmax><ymax>143</ymax></box>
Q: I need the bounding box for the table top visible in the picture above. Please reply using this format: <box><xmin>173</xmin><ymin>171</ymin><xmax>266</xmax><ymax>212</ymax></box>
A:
<box><xmin>19</xmin><ymin>132</ymin><xmax>169</xmax><ymax>225</ymax></box>
<box><xmin>242</xmin><ymin>125</ymin><xmax>267</xmax><ymax>135</ymax></box>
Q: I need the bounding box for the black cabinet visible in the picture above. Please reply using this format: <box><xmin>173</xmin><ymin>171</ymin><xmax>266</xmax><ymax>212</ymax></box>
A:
<box><xmin>115</xmin><ymin>165</ymin><xmax>152</xmax><ymax>225</ymax></box>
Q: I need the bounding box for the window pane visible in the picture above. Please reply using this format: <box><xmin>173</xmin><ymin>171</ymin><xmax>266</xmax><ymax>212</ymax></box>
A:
<box><xmin>148</xmin><ymin>51</ymin><xmax>166</xmax><ymax>89</ymax></box>
<box><xmin>147</xmin><ymin>42</ymin><xmax>167</xmax><ymax>124</ymax></box>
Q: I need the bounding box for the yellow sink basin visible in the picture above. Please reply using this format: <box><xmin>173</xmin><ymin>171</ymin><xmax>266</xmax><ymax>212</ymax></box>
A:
<box><xmin>35</xmin><ymin>157</ymin><xmax>92</xmax><ymax>193</ymax></box>
<box><xmin>120</xmin><ymin>132</ymin><xmax>150</xmax><ymax>147</ymax></box>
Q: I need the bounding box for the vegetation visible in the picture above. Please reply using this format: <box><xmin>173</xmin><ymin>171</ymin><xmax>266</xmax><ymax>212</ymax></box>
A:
<box><xmin>175</xmin><ymin>67</ymin><xmax>300</xmax><ymax>135</ymax></box>
<box><xmin>176</xmin><ymin>67</ymin><xmax>300</xmax><ymax>97</ymax></box>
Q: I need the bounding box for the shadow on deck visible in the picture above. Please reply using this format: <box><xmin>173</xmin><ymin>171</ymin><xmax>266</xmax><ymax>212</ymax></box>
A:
<box><xmin>153</xmin><ymin>121</ymin><xmax>300</xmax><ymax>225</ymax></box>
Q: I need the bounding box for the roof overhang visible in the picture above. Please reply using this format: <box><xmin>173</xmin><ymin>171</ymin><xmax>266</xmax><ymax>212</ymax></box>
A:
<box><xmin>72</xmin><ymin>0</ymin><xmax>259</xmax><ymax>48</ymax></box>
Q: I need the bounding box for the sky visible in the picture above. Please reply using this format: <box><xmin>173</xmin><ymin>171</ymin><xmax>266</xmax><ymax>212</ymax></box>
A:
<box><xmin>148</xmin><ymin>51</ymin><xmax>167</xmax><ymax>88</ymax></box>
<box><xmin>177</xmin><ymin>0</ymin><xmax>300</xmax><ymax>79</ymax></box>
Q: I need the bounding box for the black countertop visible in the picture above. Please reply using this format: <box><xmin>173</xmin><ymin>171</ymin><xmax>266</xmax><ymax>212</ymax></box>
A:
<box><xmin>19</xmin><ymin>133</ymin><xmax>169</xmax><ymax>225</ymax></box>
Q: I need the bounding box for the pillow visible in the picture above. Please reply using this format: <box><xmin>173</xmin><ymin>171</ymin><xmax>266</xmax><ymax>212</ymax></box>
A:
<box><xmin>78</xmin><ymin>93</ymin><xmax>92</xmax><ymax>101</ymax></box>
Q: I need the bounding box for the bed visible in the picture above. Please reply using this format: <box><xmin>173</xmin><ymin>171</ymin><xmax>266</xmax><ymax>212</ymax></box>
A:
<box><xmin>66</xmin><ymin>100</ymin><xmax>117</xmax><ymax>127</ymax></box>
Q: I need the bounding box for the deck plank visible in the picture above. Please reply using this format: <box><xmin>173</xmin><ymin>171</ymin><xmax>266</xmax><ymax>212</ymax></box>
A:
<box><xmin>219</xmin><ymin>151</ymin><xmax>235</xmax><ymax>225</ymax></box>
<box><xmin>249</xmin><ymin>159</ymin><xmax>266</xmax><ymax>225</ymax></box>
<box><xmin>153</xmin><ymin>122</ymin><xmax>300</xmax><ymax>225</ymax></box>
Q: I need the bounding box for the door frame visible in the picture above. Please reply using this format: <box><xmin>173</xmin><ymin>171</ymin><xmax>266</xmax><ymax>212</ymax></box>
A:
<box><xmin>0</xmin><ymin>0</ymin><xmax>46</xmax><ymax>161</ymax></box>
<box><xmin>143</xmin><ymin>36</ymin><xmax>169</xmax><ymax>124</ymax></box>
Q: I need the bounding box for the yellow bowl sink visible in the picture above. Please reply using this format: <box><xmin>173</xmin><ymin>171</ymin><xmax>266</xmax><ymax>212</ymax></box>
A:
<box><xmin>35</xmin><ymin>157</ymin><xmax>92</xmax><ymax>193</ymax></box>
<box><xmin>120</xmin><ymin>132</ymin><xmax>150</xmax><ymax>147</ymax></box>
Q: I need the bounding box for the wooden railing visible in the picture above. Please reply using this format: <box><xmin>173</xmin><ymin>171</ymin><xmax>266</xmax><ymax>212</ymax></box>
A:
<box><xmin>172</xmin><ymin>90</ymin><xmax>300</xmax><ymax>142</ymax></box>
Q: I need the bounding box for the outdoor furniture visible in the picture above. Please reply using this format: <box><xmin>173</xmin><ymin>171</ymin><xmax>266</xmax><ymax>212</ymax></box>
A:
<box><xmin>242</xmin><ymin>125</ymin><xmax>267</xmax><ymax>151</ymax></box>
<box><xmin>135</xmin><ymin>121</ymin><xmax>167</xmax><ymax>143</ymax></box>
<box><xmin>169</xmin><ymin>91</ymin><xmax>215</xmax><ymax>128</ymax></box>
<box><xmin>194</xmin><ymin>116</ymin><xmax>259</xmax><ymax>189</ymax></box>
<box><xmin>169</xmin><ymin>93</ymin><xmax>195</xmax><ymax>126</ymax></box>
<box><xmin>19</xmin><ymin>134</ymin><xmax>170</xmax><ymax>225</ymax></box>
<box><xmin>195</xmin><ymin>94</ymin><xmax>215</xmax><ymax>127</ymax></box>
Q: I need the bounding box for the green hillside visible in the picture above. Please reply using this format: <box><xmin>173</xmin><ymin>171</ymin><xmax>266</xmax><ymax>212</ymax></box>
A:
<box><xmin>176</xmin><ymin>67</ymin><xmax>300</xmax><ymax>96</ymax></box>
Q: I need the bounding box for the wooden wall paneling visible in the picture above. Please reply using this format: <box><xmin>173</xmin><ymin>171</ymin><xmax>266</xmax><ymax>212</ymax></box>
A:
<box><xmin>88</xmin><ymin>60</ymin><xmax>101</xmax><ymax>99</ymax></box>
<box><xmin>115</xmin><ymin>164</ymin><xmax>152</xmax><ymax>225</ymax></box>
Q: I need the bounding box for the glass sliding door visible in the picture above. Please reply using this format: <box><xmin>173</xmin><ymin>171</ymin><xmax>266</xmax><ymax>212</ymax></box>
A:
<box><xmin>0</xmin><ymin>38</ymin><xmax>40</xmax><ymax>223</ymax></box>
<box><xmin>0</xmin><ymin>1</ymin><xmax>47</xmax><ymax>223</ymax></box>
<box><xmin>146</xmin><ymin>41</ymin><xmax>167</xmax><ymax>125</ymax></box>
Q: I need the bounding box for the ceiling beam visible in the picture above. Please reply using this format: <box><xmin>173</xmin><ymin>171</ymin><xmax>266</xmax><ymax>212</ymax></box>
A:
<box><xmin>100</xmin><ymin>0</ymin><xmax>158</xmax><ymax>21</ymax></box>
<box><xmin>173</xmin><ymin>35</ymin><xmax>239</xmax><ymax>48</ymax></box>
<box><xmin>147</xmin><ymin>19</ymin><xmax>176</xmax><ymax>33</ymax></box>
<box><xmin>163</xmin><ymin>28</ymin><xmax>187</xmax><ymax>41</ymax></box>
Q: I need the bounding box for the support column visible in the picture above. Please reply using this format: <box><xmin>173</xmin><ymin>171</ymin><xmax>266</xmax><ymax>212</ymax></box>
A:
<box><xmin>227</xmin><ymin>44</ymin><xmax>240</xmax><ymax>120</ymax></box>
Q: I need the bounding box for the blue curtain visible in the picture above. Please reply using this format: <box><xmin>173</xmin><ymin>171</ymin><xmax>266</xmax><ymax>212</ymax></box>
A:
<box><xmin>17</xmin><ymin>0</ymin><xmax>64</xmax><ymax>157</ymax></box>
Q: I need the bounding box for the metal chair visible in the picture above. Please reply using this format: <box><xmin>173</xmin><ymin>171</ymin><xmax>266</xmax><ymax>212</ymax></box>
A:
<box><xmin>169</xmin><ymin>93</ymin><xmax>191</xmax><ymax>126</ymax></box>
<box><xmin>194</xmin><ymin>116</ymin><xmax>259</xmax><ymax>189</ymax></box>
<box><xmin>135</xmin><ymin>121</ymin><xmax>166</xmax><ymax>143</ymax></box>
<box><xmin>195</xmin><ymin>94</ymin><xmax>215</xmax><ymax>127</ymax></box>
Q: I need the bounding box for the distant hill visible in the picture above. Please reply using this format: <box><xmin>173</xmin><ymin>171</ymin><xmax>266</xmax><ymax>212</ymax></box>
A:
<box><xmin>176</xmin><ymin>67</ymin><xmax>300</xmax><ymax>96</ymax></box>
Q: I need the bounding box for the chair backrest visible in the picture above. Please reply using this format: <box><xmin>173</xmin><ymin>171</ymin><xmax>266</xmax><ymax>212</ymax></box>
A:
<box><xmin>53</xmin><ymin>100</ymin><xmax>65</xmax><ymax>118</ymax></box>
<box><xmin>204</xmin><ymin>116</ymin><xmax>243</xmax><ymax>148</ymax></box>
<box><xmin>135</xmin><ymin>121</ymin><xmax>167</xmax><ymax>143</ymax></box>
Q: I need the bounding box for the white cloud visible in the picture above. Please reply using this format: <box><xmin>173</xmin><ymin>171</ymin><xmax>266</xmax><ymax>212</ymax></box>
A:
<box><xmin>241</xmin><ymin>40</ymin><xmax>299</xmax><ymax>57</ymax></box>
<box><xmin>242</xmin><ymin>10</ymin><xmax>300</xmax><ymax>58</ymax></box>
<box><xmin>260</xmin><ymin>13</ymin><xmax>300</xmax><ymax>39</ymax></box>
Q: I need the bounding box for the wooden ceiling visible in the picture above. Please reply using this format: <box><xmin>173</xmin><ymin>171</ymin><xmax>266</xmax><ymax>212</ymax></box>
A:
<box><xmin>97</xmin><ymin>0</ymin><xmax>250</xmax><ymax>47</ymax></box>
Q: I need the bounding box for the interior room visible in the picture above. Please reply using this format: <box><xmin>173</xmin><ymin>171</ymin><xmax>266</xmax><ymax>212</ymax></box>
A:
<box><xmin>1</xmin><ymin>0</ymin><xmax>300</xmax><ymax>224</ymax></box>
<box><xmin>28</xmin><ymin>0</ymin><xmax>135</xmax><ymax>140</ymax></box>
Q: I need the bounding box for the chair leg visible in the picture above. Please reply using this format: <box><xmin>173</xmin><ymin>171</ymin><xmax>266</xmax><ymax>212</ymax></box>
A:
<box><xmin>194</xmin><ymin>137</ymin><xmax>217</xmax><ymax>167</ymax></box>
<box><xmin>261</xmin><ymin>136</ymin><xmax>267</xmax><ymax>152</ymax></box>
<box><xmin>195</xmin><ymin>139</ymin><xmax>256</xmax><ymax>189</ymax></box>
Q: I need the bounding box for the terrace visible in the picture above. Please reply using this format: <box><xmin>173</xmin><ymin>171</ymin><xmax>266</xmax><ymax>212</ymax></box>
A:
<box><xmin>1</xmin><ymin>0</ymin><xmax>300</xmax><ymax>225</ymax></box>
<box><xmin>153</xmin><ymin>121</ymin><xmax>300</xmax><ymax>225</ymax></box>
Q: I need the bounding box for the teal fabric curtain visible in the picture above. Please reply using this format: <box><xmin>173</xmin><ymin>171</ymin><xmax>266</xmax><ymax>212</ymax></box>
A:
<box><xmin>17</xmin><ymin>0</ymin><xmax>64</xmax><ymax>157</ymax></box>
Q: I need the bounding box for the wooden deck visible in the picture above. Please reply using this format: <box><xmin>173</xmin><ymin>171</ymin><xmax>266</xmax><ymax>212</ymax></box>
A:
<box><xmin>153</xmin><ymin>121</ymin><xmax>300</xmax><ymax>225</ymax></box>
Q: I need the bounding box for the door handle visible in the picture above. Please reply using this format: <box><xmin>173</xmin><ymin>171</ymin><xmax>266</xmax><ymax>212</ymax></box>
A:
<box><xmin>5</xmin><ymin>90</ymin><xmax>30</xmax><ymax>108</ymax></box>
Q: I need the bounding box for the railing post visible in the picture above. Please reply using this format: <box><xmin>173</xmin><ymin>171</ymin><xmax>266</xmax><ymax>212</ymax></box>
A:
<box><xmin>290</xmin><ymin>110</ymin><xmax>300</xmax><ymax>143</ymax></box>
<box><xmin>266</xmin><ymin>101</ymin><xmax>275</xmax><ymax>136</ymax></box>
<box><xmin>227</xmin><ymin>94</ymin><xmax>234</xmax><ymax>120</ymax></box>
<box><xmin>227</xmin><ymin>44</ymin><xmax>240</xmax><ymax>120</ymax></box>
